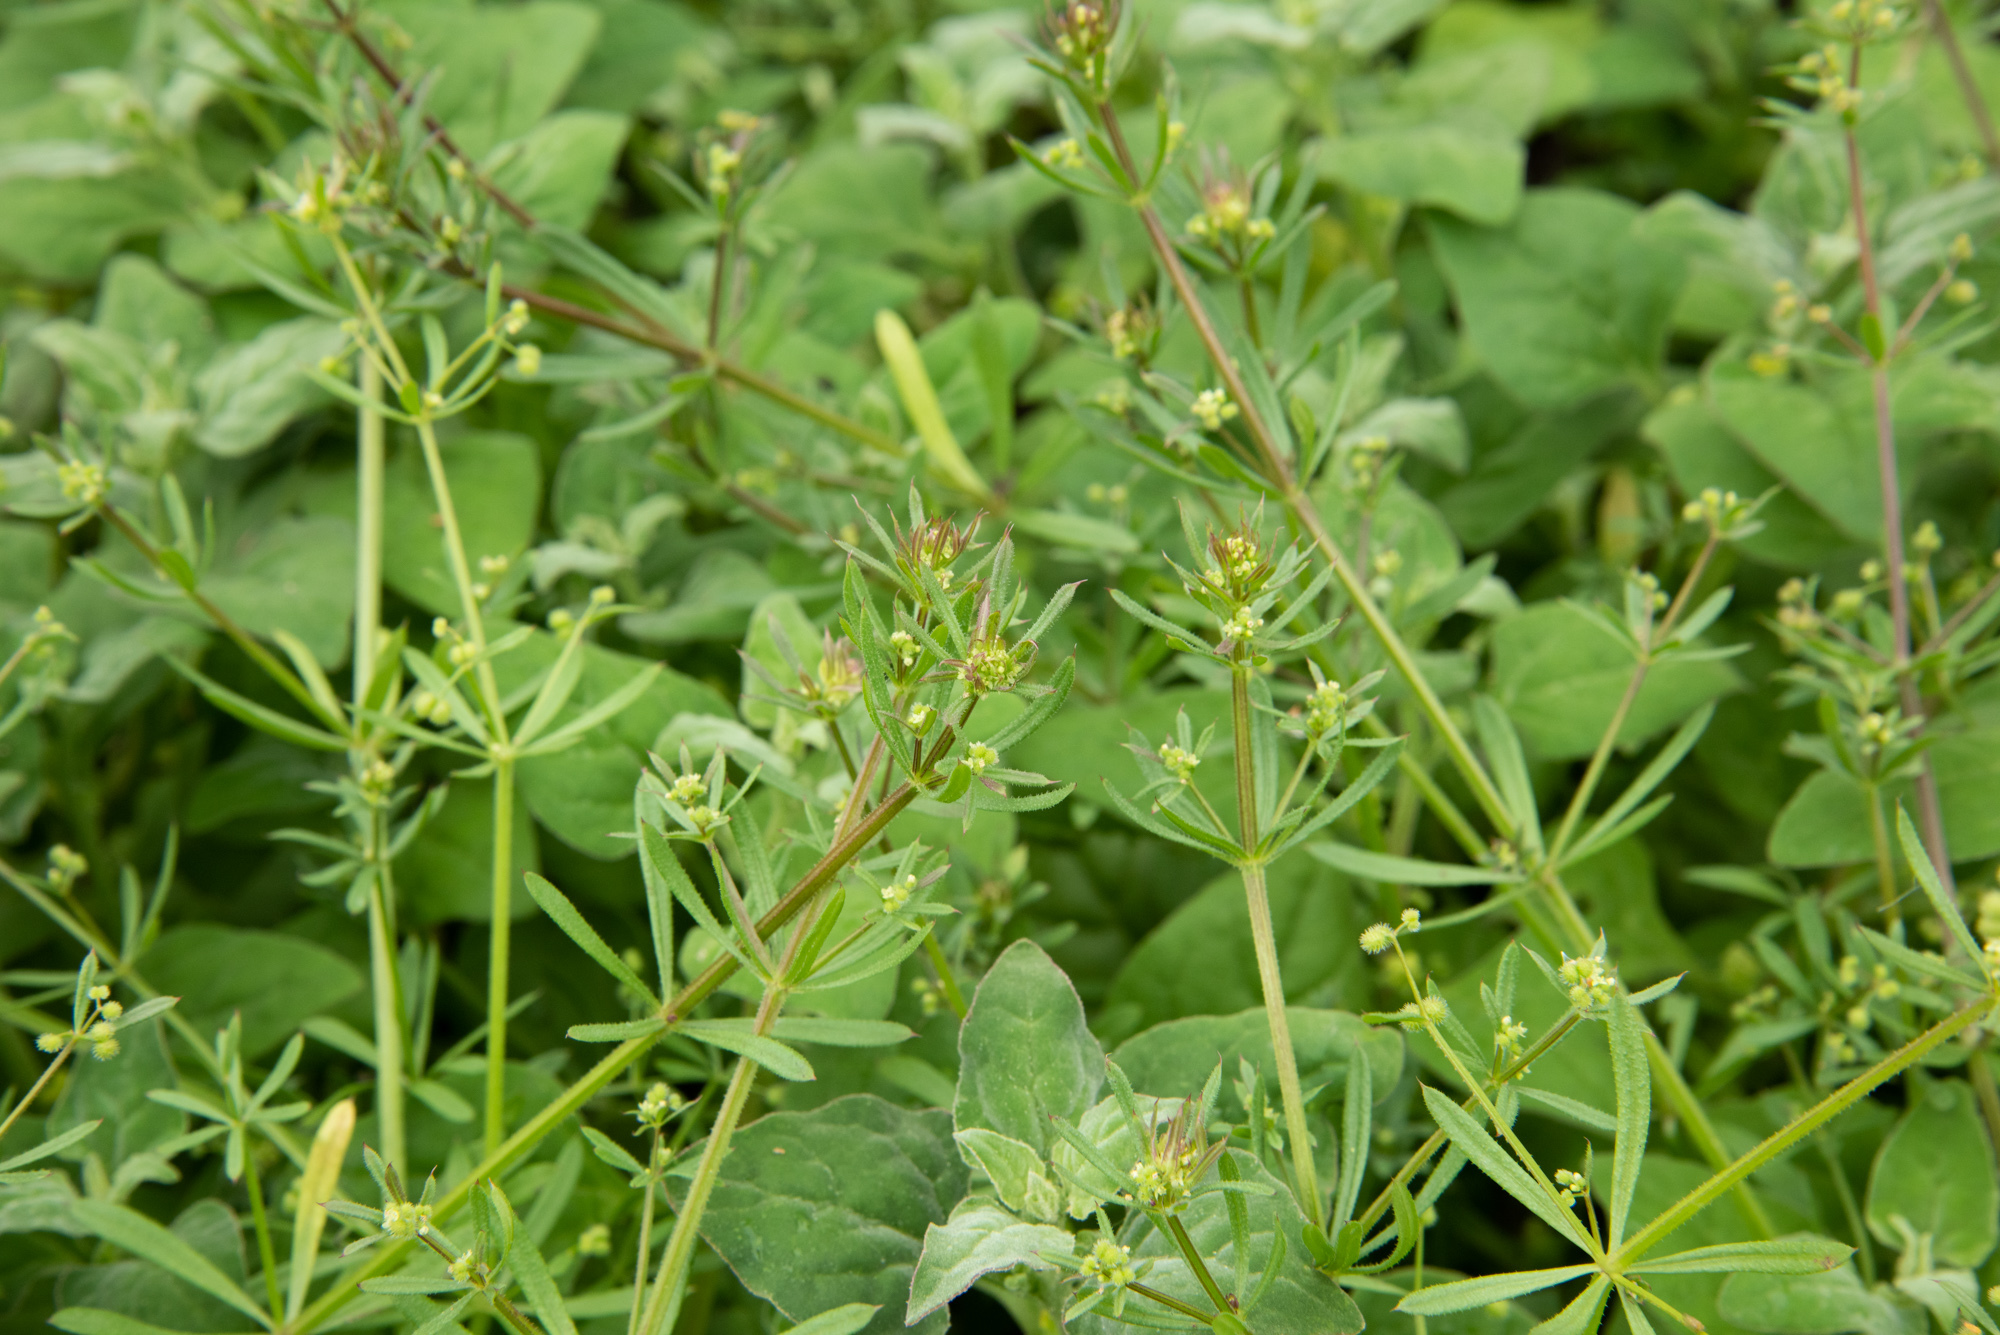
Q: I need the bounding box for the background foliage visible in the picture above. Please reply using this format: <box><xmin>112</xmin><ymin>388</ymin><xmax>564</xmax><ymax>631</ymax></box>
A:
<box><xmin>4</xmin><ymin>0</ymin><xmax>2000</xmax><ymax>1332</ymax></box>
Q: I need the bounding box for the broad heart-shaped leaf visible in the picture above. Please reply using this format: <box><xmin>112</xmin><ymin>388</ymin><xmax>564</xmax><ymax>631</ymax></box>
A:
<box><xmin>1109</xmin><ymin>1008</ymin><xmax>1403</xmax><ymax>1125</ymax></box>
<box><xmin>379</xmin><ymin>430</ymin><xmax>541</xmax><ymax>617</ymax></box>
<box><xmin>689</xmin><ymin>1096</ymin><xmax>968</xmax><ymax>1335</ymax></box>
<box><xmin>1106</xmin><ymin>858</ymin><xmax>1370</xmax><ymax>1029</ymax></box>
<box><xmin>1767</xmin><ymin>728</ymin><xmax>2000</xmax><ymax>866</ymax></box>
<box><xmin>1865</xmin><ymin>1080</ymin><xmax>1998</xmax><ymax>1268</ymax></box>
<box><xmin>1315</xmin><ymin>123</ymin><xmax>1524</xmax><ymax>225</ymax></box>
<box><xmin>1717</xmin><ymin>1261</ymin><xmax>1905</xmax><ymax>1334</ymax></box>
<box><xmin>1073</xmin><ymin>1155</ymin><xmax>1363</xmax><ymax>1335</ymax></box>
<box><xmin>1642</xmin><ymin>397</ymin><xmax>1858</xmax><ymax>571</ymax></box>
<box><xmin>955</xmin><ymin>941</ymin><xmax>1103</xmax><ymax>1157</ymax></box>
<box><xmin>953</xmin><ymin>1130</ymin><xmax>1052</xmax><ymax>1219</ymax></box>
<box><xmin>1428</xmin><ymin>187</ymin><xmax>1684</xmax><ymax>410</ymax></box>
<box><xmin>905</xmin><ymin>1199</ymin><xmax>1072</xmax><ymax>1324</ymax></box>
<box><xmin>1489</xmin><ymin>600</ymin><xmax>1740</xmax><ymax>761</ymax></box>
<box><xmin>139</xmin><ymin>925</ymin><xmax>361</xmax><ymax>1058</ymax></box>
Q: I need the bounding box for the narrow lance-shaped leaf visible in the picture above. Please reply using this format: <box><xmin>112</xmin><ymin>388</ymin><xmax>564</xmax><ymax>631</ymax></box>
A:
<box><xmin>1897</xmin><ymin>807</ymin><xmax>1984</xmax><ymax>974</ymax></box>
<box><xmin>1419</xmin><ymin>1085</ymin><xmax>1595</xmax><ymax>1253</ymax></box>
<box><xmin>677</xmin><ymin>1018</ymin><xmax>816</xmax><ymax>1082</ymax></box>
<box><xmin>1606</xmin><ymin>994</ymin><xmax>1649</xmax><ymax>1250</ymax></box>
<box><xmin>1630</xmin><ymin>1236</ymin><xmax>1852</xmax><ymax>1275</ymax></box>
<box><xmin>1396</xmin><ymin>1264</ymin><xmax>1598</xmax><ymax>1315</ymax></box>
<box><xmin>524</xmin><ymin>872</ymin><xmax>659</xmax><ymax>1009</ymax></box>
<box><xmin>71</xmin><ymin>1199</ymin><xmax>273</xmax><ymax>1329</ymax></box>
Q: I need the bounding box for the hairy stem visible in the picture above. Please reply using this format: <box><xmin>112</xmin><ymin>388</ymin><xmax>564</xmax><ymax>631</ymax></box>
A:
<box><xmin>1615</xmin><ymin>996</ymin><xmax>1994</xmax><ymax>1263</ymax></box>
<box><xmin>292</xmin><ymin>783</ymin><xmax>920</xmax><ymax>1332</ymax></box>
<box><xmin>486</xmin><ymin>755</ymin><xmax>516</xmax><ymax>1156</ymax></box>
<box><xmin>1842</xmin><ymin>49</ymin><xmax>1954</xmax><ymax>889</ymax></box>
<box><xmin>366</xmin><ymin>868</ymin><xmax>407</xmax><ymax>1175</ymax></box>
<box><xmin>1231</xmin><ymin>665</ymin><xmax>1322</xmax><ymax>1225</ymax></box>
<box><xmin>0</xmin><ymin>1037</ymin><xmax>75</xmax><ymax>1147</ymax></box>
<box><xmin>1547</xmin><ymin>535</ymin><xmax>1716</xmax><ymax>866</ymax></box>
<box><xmin>353</xmin><ymin>359</ymin><xmax>384</xmax><ymax>705</ymax></box>
<box><xmin>637</xmin><ymin>1049</ymin><xmax>759</xmax><ymax>1335</ymax></box>
<box><xmin>1164</xmin><ymin>1213</ymin><xmax>1233</xmax><ymax>1314</ymax></box>
<box><xmin>921</xmin><ymin>931</ymin><xmax>969</xmax><ymax>1020</ymax></box>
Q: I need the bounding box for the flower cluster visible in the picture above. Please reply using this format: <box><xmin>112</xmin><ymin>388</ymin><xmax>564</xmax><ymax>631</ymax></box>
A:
<box><xmin>1554</xmin><ymin>1167</ymin><xmax>1588</xmax><ymax>1206</ymax></box>
<box><xmin>636</xmin><ymin>1081</ymin><xmax>689</xmax><ymax>1129</ymax></box>
<box><xmin>1043</xmin><ymin>0</ymin><xmax>1120</xmax><ymax>91</ymax></box>
<box><xmin>1123</xmin><ymin>1102</ymin><xmax>1223</xmax><ymax>1214</ymax></box>
<box><xmin>1360</xmin><ymin>908</ymin><xmax>1422</xmax><ymax>955</ymax></box>
<box><xmin>46</xmin><ymin>844</ymin><xmax>87</xmax><ymax>894</ymax></box>
<box><xmin>1104</xmin><ymin>304</ymin><xmax>1157</xmax><ymax>363</ymax></box>
<box><xmin>1078</xmin><ymin>1237</ymin><xmax>1137</xmax><ymax>1288</ymax></box>
<box><xmin>959</xmin><ymin>633</ymin><xmax>1032</xmax><ymax>695</ymax></box>
<box><xmin>1558</xmin><ymin>953</ymin><xmax>1619</xmax><ymax>1009</ymax></box>
<box><xmin>881</xmin><ymin>873</ymin><xmax>920</xmax><ymax>912</ymax></box>
<box><xmin>1185</xmin><ymin>175</ymin><xmax>1272</xmax><ymax>250</ymax></box>
<box><xmin>1190</xmin><ymin>388</ymin><xmax>1238</xmax><ymax>432</ymax></box>
<box><xmin>1303</xmin><ymin>676</ymin><xmax>1348</xmax><ymax>738</ymax></box>
<box><xmin>39</xmin><ymin>1000</ymin><xmax>123</xmax><ymax>1064</ymax></box>
<box><xmin>1157</xmin><ymin>741</ymin><xmax>1200</xmax><ymax>785</ymax></box>
<box><xmin>380</xmin><ymin>1198</ymin><xmax>434</xmax><ymax>1239</ymax></box>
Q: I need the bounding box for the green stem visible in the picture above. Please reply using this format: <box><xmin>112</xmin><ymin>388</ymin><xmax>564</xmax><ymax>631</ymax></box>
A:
<box><xmin>635</xmin><ymin>1055</ymin><xmax>755</xmax><ymax>1335</ymax></box>
<box><xmin>921</xmin><ymin>931</ymin><xmax>968</xmax><ymax>1020</ymax></box>
<box><xmin>486</xmin><ymin>755</ymin><xmax>516</xmax><ymax>1156</ymax></box>
<box><xmin>366</xmin><ymin>868</ymin><xmax>406</xmax><ymax>1175</ymax></box>
<box><xmin>1164</xmin><ymin>1213</ymin><xmax>1232</xmax><ymax>1315</ymax></box>
<box><xmin>353</xmin><ymin>359</ymin><xmax>384</xmax><ymax>706</ymax></box>
<box><xmin>1615</xmin><ymin>997</ymin><xmax>1994</xmax><ymax>1263</ymax></box>
<box><xmin>292</xmin><ymin>783</ymin><xmax>921</xmax><ymax>1332</ymax></box>
<box><xmin>1129</xmin><ymin>1281</ymin><xmax>1215</xmax><ymax>1323</ymax></box>
<box><xmin>627</xmin><ymin>1131</ymin><xmax>661</xmax><ymax>1335</ymax></box>
<box><xmin>1093</xmin><ymin>101</ymin><xmax>1513</xmax><ymax>838</ymax></box>
<box><xmin>1230</xmin><ymin>666</ymin><xmax>1322</xmax><ymax>1227</ymax></box>
<box><xmin>0</xmin><ymin>1037</ymin><xmax>75</xmax><ymax>1147</ymax></box>
<box><xmin>243</xmin><ymin>1143</ymin><xmax>284</xmax><ymax>1320</ymax></box>
<box><xmin>1547</xmin><ymin>664</ymin><xmax>1645</xmax><ymax>867</ymax></box>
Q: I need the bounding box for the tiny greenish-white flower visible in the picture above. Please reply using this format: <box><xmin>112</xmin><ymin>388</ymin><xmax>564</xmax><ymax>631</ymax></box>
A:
<box><xmin>1190</xmin><ymin>388</ymin><xmax>1237</xmax><ymax>432</ymax></box>
<box><xmin>965</xmin><ymin>742</ymin><xmax>998</xmax><ymax>774</ymax></box>
<box><xmin>1553</xmin><ymin>1167</ymin><xmax>1586</xmax><ymax>1205</ymax></box>
<box><xmin>1078</xmin><ymin>1237</ymin><xmax>1136</xmax><ymax>1288</ymax></box>
<box><xmin>380</xmin><ymin>1199</ymin><xmax>432</xmax><ymax>1238</ymax></box>
<box><xmin>1158</xmin><ymin>742</ymin><xmax>1199</xmax><ymax>784</ymax></box>
<box><xmin>637</xmin><ymin>1081</ymin><xmax>687</xmax><ymax>1127</ymax></box>
<box><xmin>881</xmin><ymin>873</ymin><xmax>919</xmax><ymax>912</ymax></box>
<box><xmin>1558</xmin><ymin>953</ymin><xmax>1618</xmax><ymax>1009</ymax></box>
<box><xmin>669</xmin><ymin>773</ymin><xmax>705</xmax><ymax>804</ymax></box>
<box><xmin>907</xmin><ymin>702</ymin><xmax>935</xmax><ymax>733</ymax></box>
<box><xmin>577</xmin><ymin>1222</ymin><xmax>612</xmax><ymax>1256</ymax></box>
<box><xmin>1220</xmin><ymin>605</ymin><xmax>1263</xmax><ymax>644</ymax></box>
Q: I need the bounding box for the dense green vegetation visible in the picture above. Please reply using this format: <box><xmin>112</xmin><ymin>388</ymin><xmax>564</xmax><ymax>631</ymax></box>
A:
<box><xmin>5</xmin><ymin>0</ymin><xmax>2000</xmax><ymax>1332</ymax></box>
